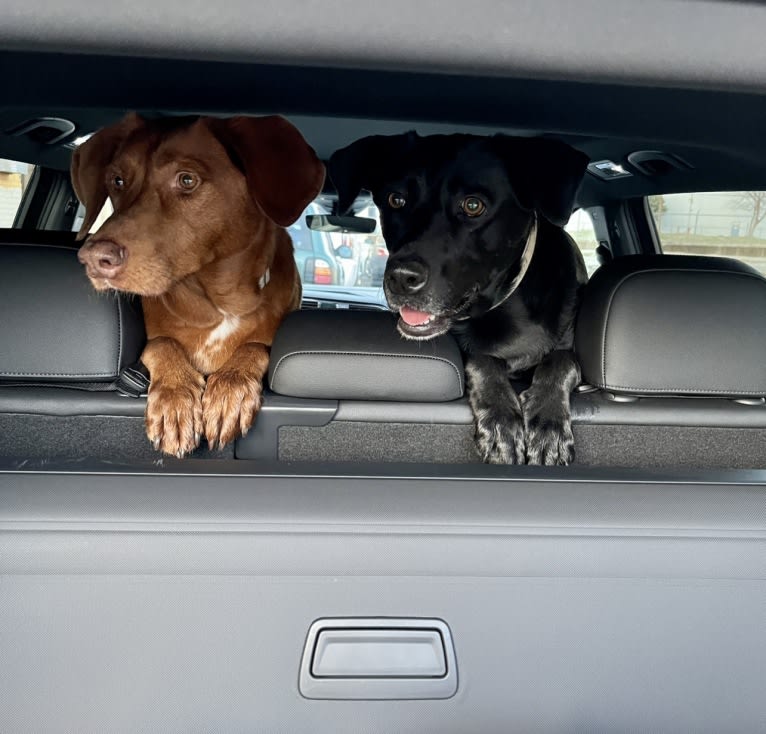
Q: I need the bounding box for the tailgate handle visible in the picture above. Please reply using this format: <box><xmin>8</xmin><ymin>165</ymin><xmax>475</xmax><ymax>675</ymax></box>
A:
<box><xmin>299</xmin><ymin>618</ymin><xmax>458</xmax><ymax>700</ymax></box>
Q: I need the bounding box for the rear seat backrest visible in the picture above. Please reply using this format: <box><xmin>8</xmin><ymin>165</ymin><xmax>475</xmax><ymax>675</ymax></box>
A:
<box><xmin>571</xmin><ymin>254</ymin><xmax>766</xmax><ymax>468</ymax></box>
<box><xmin>0</xmin><ymin>241</ymin><xmax>153</xmax><ymax>460</ymax></box>
<box><xmin>268</xmin><ymin>309</ymin><xmax>464</xmax><ymax>402</ymax></box>
<box><xmin>0</xmin><ymin>244</ymin><xmax>144</xmax><ymax>386</ymax></box>
<box><xmin>575</xmin><ymin>254</ymin><xmax>766</xmax><ymax>398</ymax></box>
<box><xmin>237</xmin><ymin>309</ymin><xmax>471</xmax><ymax>462</ymax></box>
<box><xmin>4</xmin><ymin>240</ymin><xmax>760</xmax><ymax>469</ymax></box>
<box><xmin>250</xmin><ymin>256</ymin><xmax>766</xmax><ymax>469</ymax></box>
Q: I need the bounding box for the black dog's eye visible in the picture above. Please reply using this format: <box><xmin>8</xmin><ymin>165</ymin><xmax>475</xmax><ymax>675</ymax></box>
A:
<box><xmin>177</xmin><ymin>172</ymin><xmax>199</xmax><ymax>191</ymax></box>
<box><xmin>460</xmin><ymin>196</ymin><xmax>486</xmax><ymax>217</ymax></box>
<box><xmin>112</xmin><ymin>175</ymin><xmax>125</xmax><ymax>189</ymax></box>
<box><xmin>388</xmin><ymin>192</ymin><xmax>406</xmax><ymax>209</ymax></box>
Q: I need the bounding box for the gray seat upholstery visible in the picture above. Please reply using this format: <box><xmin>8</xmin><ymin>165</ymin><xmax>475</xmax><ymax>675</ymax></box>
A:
<box><xmin>241</xmin><ymin>256</ymin><xmax>766</xmax><ymax>469</ymax></box>
<box><xmin>576</xmin><ymin>254</ymin><xmax>766</xmax><ymax>397</ymax></box>
<box><xmin>572</xmin><ymin>255</ymin><xmax>766</xmax><ymax>468</ymax></box>
<box><xmin>2</xmin><ymin>239</ymin><xmax>762</xmax><ymax>468</ymax></box>
<box><xmin>268</xmin><ymin>310</ymin><xmax>464</xmax><ymax>402</ymax></box>
<box><xmin>0</xmin><ymin>240</ymin><xmax>153</xmax><ymax>460</ymax></box>
<box><xmin>0</xmin><ymin>243</ymin><xmax>145</xmax><ymax>385</ymax></box>
<box><xmin>239</xmin><ymin>309</ymin><xmax>468</xmax><ymax>462</ymax></box>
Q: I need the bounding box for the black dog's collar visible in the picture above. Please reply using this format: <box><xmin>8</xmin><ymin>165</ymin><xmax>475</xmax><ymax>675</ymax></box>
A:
<box><xmin>488</xmin><ymin>213</ymin><xmax>538</xmax><ymax>312</ymax></box>
<box><xmin>456</xmin><ymin>213</ymin><xmax>538</xmax><ymax>320</ymax></box>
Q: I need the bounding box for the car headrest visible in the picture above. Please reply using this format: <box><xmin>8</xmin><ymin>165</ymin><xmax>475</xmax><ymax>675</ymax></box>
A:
<box><xmin>0</xmin><ymin>243</ymin><xmax>145</xmax><ymax>384</ymax></box>
<box><xmin>268</xmin><ymin>309</ymin><xmax>464</xmax><ymax>401</ymax></box>
<box><xmin>575</xmin><ymin>255</ymin><xmax>766</xmax><ymax>398</ymax></box>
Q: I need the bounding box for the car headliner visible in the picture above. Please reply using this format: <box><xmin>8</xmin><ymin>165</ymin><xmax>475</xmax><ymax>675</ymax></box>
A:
<box><xmin>1</xmin><ymin>0</ymin><xmax>766</xmax><ymax>91</ymax></box>
<box><xmin>2</xmin><ymin>1</ymin><xmax>766</xmax><ymax>209</ymax></box>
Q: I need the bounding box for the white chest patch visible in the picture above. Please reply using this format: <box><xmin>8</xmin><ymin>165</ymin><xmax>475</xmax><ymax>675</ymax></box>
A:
<box><xmin>205</xmin><ymin>312</ymin><xmax>241</xmax><ymax>348</ymax></box>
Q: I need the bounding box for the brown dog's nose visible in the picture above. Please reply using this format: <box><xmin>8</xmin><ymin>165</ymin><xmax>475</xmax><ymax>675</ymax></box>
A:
<box><xmin>78</xmin><ymin>240</ymin><xmax>127</xmax><ymax>279</ymax></box>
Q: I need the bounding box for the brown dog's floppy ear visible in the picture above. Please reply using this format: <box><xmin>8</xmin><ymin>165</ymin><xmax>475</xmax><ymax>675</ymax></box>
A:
<box><xmin>211</xmin><ymin>116</ymin><xmax>325</xmax><ymax>227</ymax></box>
<box><xmin>328</xmin><ymin>132</ymin><xmax>417</xmax><ymax>215</ymax></box>
<box><xmin>70</xmin><ymin>113</ymin><xmax>143</xmax><ymax>240</ymax></box>
<box><xmin>492</xmin><ymin>136</ymin><xmax>589</xmax><ymax>227</ymax></box>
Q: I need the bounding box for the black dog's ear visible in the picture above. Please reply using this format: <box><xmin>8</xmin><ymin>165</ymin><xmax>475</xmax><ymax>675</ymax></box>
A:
<box><xmin>328</xmin><ymin>132</ymin><xmax>417</xmax><ymax>214</ymax></box>
<box><xmin>492</xmin><ymin>136</ymin><xmax>589</xmax><ymax>227</ymax></box>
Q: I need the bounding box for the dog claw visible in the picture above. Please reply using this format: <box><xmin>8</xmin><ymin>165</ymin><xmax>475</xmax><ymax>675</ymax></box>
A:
<box><xmin>521</xmin><ymin>389</ymin><xmax>575</xmax><ymax>466</ymax></box>
<box><xmin>202</xmin><ymin>370</ymin><xmax>262</xmax><ymax>452</ymax></box>
<box><xmin>145</xmin><ymin>376</ymin><xmax>205</xmax><ymax>457</ymax></box>
<box><xmin>474</xmin><ymin>410</ymin><xmax>527</xmax><ymax>465</ymax></box>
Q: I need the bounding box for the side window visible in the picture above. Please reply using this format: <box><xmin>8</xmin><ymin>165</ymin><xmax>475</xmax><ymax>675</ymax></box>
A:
<box><xmin>564</xmin><ymin>208</ymin><xmax>599</xmax><ymax>277</ymax></box>
<box><xmin>649</xmin><ymin>191</ymin><xmax>766</xmax><ymax>276</ymax></box>
<box><xmin>0</xmin><ymin>159</ymin><xmax>35</xmax><ymax>227</ymax></box>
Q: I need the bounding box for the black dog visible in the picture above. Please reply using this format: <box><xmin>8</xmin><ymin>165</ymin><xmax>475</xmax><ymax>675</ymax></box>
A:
<box><xmin>329</xmin><ymin>133</ymin><xmax>589</xmax><ymax>465</ymax></box>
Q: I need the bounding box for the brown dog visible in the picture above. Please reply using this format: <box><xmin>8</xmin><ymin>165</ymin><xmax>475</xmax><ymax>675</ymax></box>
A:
<box><xmin>73</xmin><ymin>113</ymin><xmax>324</xmax><ymax>456</ymax></box>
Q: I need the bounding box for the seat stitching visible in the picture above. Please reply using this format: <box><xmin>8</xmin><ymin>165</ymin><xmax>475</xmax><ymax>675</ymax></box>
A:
<box><xmin>0</xmin><ymin>371</ymin><xmax>116</xmax><ymax>378</ymax></box>
<box><xmin>600</xmin><ymin>267</ymin><xmax>766</xmax><ymax>389</ymax></box>
<box><xmin>593</xmin><ymin>380</ymin><xmax>765</xmax><ymax>396</ymax></box>
<box><xmin>115</xmin><ymin>295</ymin><xmax>124</xmax><ymax>373</ymax></box>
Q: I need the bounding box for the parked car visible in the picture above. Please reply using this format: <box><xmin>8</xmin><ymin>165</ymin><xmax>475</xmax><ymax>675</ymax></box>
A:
<box><xmin>287</xmin><ymin>202</ymin><xmax>343</xmax><ymax>285</ymax></box>
<box><xmin>362</xmin><ymin>235</ymin><xmax>389</xmax><ymax>287</ymax></box>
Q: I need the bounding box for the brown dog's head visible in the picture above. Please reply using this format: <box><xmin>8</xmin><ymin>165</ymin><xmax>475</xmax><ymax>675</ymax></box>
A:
<box><xmin>73</xmin><ymin>114</ymin><xmax>324</xmax><ymax>296</ymax></box>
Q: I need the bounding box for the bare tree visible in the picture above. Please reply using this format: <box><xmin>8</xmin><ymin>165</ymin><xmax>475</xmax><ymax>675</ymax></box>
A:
<box><xmin>733</xmin><ymin>191</ymin><xmax>766</xmax><ymax>237</ymax></box>
<box><xmin>648</xmin><ymin>195</ymin><xmax>667</xmax><ymax>232</ymax></box>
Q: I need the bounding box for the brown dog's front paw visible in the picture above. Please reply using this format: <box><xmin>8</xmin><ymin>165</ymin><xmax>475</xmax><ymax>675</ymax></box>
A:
<box><xmin>202</xmin><ymin>370</ymin><xmax>263</xmax><ymax>450</ymax></box>
<box><xmin>145</xmin><ymin>377</ymin><xmax>205</xmax><ymax>458</ymax></box>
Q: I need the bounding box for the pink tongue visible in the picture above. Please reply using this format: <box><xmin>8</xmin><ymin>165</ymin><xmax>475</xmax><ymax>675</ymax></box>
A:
<box><xmin>400</xmin><ymin>306</ymin><xmax>432</xmax><ymax>326</ymax></box>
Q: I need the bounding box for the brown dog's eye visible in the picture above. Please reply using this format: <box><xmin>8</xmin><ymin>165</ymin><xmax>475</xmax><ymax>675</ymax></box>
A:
<box><xmin>388</xmin><ymin>193</ymin><xmax>406</xmax><ymax>209</ymax></box>
<box><xmin>461</xmin><ymin>196</ymin><xmax>486</xmax><ymax>217</ymax></box>
<box><xmin>113</xmin><ymin>175</ymin><xmax>125</xmax><ymax>189</ymax></box>
<box><xmin>177</xmin><ymin>172</ymin><xmax>199</xmax><ymax>191</ymax></box>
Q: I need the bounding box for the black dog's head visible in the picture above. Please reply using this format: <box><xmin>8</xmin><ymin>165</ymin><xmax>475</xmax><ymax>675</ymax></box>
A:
<box><xmin>329</xmin><ymin>133</ymin><xmax>588</xmax><ymax>339</ymax></box>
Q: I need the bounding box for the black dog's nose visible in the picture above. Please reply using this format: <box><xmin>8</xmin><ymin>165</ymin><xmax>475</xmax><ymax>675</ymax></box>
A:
<box><xmin>386</xmin><ymin>260</ymin><xmax>429</xmax><ymax>296</ymax></box>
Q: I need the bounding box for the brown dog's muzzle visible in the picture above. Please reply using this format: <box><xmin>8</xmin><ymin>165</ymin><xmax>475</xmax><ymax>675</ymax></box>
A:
<box><xmin>77</xmin><ymin>239</ymin><xmax>127</xmax><ymax>280</ymax></box>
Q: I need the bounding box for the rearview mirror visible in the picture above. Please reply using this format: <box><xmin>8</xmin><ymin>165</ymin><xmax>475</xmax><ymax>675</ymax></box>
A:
<box><xmin>306</xmin><ymin>214</ymin><xmax>376</xmax><ymax>234</ymax></box>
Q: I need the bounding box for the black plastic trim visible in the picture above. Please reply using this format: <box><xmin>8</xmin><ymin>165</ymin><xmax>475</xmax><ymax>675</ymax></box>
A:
<box><xmin>235</xmin><ymin>392</ymin><xmax>338</xmax><ymax>460</ymax></box>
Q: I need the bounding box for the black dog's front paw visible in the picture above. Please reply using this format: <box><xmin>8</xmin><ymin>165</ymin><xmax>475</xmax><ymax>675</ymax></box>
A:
<box><xmin>521</xmin><ymin>390</ymin><xmax>575</xmax><ymax>466</ymax></box>
<box><xmin>475</xmin><ymin>408</ymin><xmax>527</xmax><ymax>465</ymax></box>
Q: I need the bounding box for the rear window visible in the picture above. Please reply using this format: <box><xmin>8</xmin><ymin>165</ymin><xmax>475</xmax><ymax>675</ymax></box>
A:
<box><xmin>0</xmin><ymin>159</ymin><xmax>35</xmax><ymax>227</ymax></box>
<box><xmin>286</xmin><ymin>201</ymin><xmax>388</xmax><ymax>304</ymax></box>
<box><xmin>649</xmin><ymin>191</ymin><xmax>766</xmax><ymax>276</ymax></box>
<box><xmin>291</xmin><ymin>200</ymin><xmax>601</xmax><ymax>305</ymax></box>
